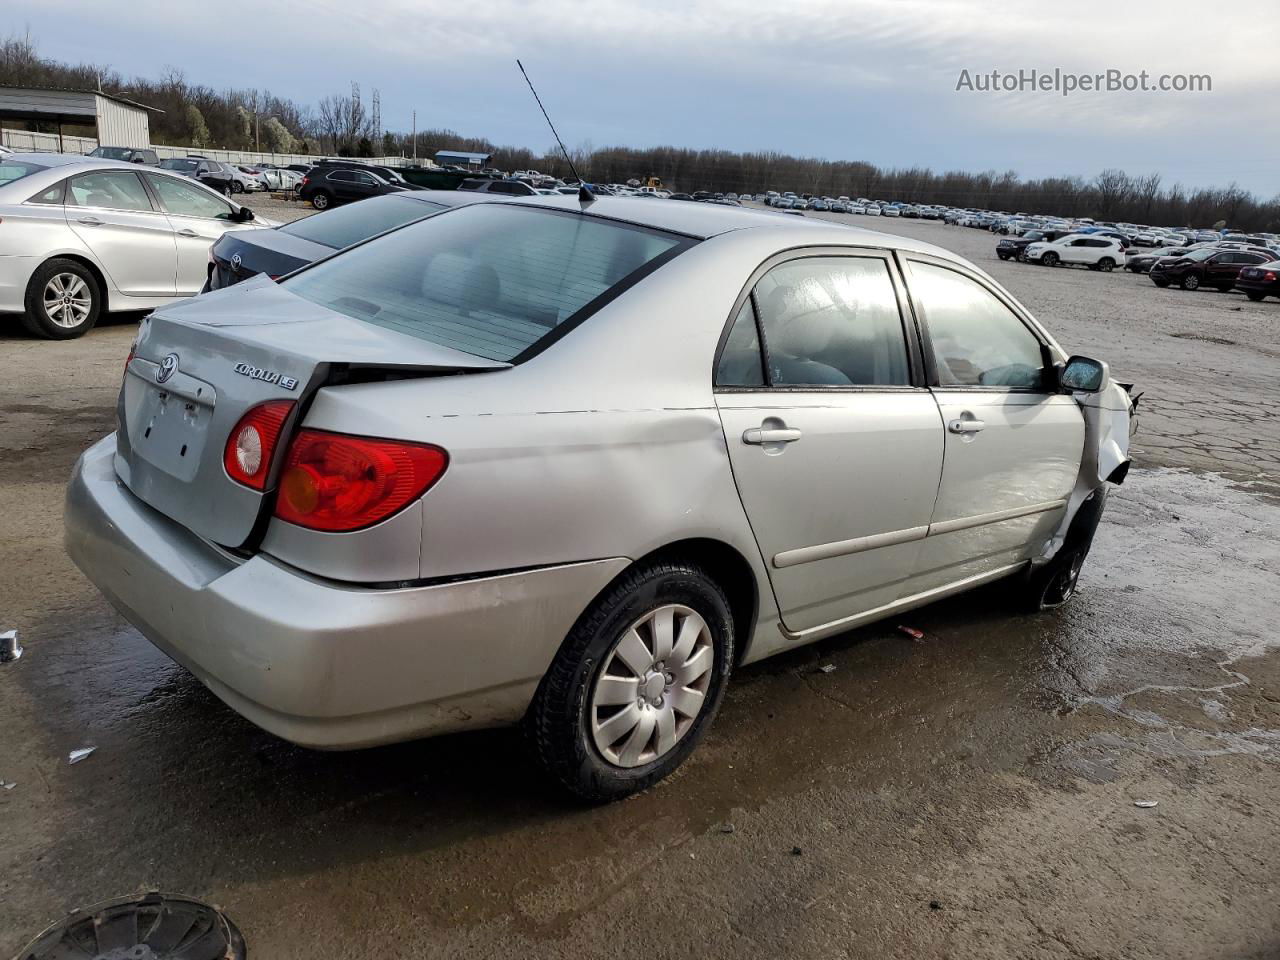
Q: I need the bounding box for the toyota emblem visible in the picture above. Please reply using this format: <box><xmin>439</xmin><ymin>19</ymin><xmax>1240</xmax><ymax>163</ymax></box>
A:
<box><xmin>155</xmin><ymin>353</ymin><xmax>179</xmax><ymax>384</ymax></box>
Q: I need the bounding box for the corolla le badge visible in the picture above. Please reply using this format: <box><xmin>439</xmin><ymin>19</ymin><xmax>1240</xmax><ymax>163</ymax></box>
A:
<box><xmin>155</xmin><ymin>353</ymin><xmax>179</xmax><ymax>384</ymax></box>
<box><xmin>233</xmin><ymin>362</ymin><xmax>299</xmax><ymax>391</ymax></box>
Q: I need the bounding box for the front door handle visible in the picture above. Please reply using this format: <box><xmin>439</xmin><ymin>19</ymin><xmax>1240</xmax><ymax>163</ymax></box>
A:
<box><xmin>743</xmin><ymin>427</ymin><xmax>802</xmax><ymax>445</ymax></box>
<box><xmin>948</xmin><ymin>418</ymin><xmax>986</xmax><ymax>434</ymax></box>
<box><xmin>77</xmin><ymin>216</ymin><xmax>102</xmax><ymax>226</ymax></box>
<box><xmin>176</xmin><ymin>228</ymin><xmax>199</xmax><ymax>238</ymax></box>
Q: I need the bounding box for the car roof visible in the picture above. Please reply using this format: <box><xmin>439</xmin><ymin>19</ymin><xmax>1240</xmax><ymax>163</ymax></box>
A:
<box><xmin>492</xmin><ymin>195</ymin><xmax>964</xmax><ymax>261</ymax></box>
<box><xmin>3</xmin><ymin>152</ymin><xmax>129</xmax><ymax>170</ymax></box>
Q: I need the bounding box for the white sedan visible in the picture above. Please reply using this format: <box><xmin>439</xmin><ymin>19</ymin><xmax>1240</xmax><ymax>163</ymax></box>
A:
<box><xmin>0</xmin><ymin>153</ymin><xmax>272</xmax><ymax>338</ymax></box>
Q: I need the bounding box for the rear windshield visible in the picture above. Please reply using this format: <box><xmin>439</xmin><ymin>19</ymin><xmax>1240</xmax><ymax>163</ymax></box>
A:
<box><xmin>282</xmin><ymin>204</ymin><xmax>691</xmax><ymax>362</ymax></box>
<box><xmin>280</xmin><ymin>194</ymin><xmax>444</xmax><ymax>249</ymax></box>
<box><xmin>0</xmin><ymin>159</ymin><xmax>51</xmax><ymax>185</ymax></box>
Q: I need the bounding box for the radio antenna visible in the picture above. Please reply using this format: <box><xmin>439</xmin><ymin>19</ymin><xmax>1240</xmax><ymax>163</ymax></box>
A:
<box><xmin>516</xmin><ymin>59</ymin><xmax>594</xmax><ymax>204</ymax></box>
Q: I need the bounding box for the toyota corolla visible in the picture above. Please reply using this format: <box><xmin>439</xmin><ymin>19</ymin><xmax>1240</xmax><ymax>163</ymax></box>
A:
<box><xmin>65</xmin><ymin>197</ymin><xmax>1135</xmax><ymax>800</ymax></box>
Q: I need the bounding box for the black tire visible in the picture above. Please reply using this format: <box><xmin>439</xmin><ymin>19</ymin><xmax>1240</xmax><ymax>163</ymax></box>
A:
<box><xmin>1098</xmin><ymin>257</ymin><xmax>1116</xmax><ymax>272</ymax></box>
<box><xmin>1181</xmin><ymin>273</ymin><xmax>1200</xmax><ymax>291</ymax></box>
<box><xmin>527</xmin><ymin>561</ymin><xmax>735</xmax><ymax>802</ymax></box>
<box><xmin>1152</xmin><ymin>278</ymin><xmax>1169</xmax><ymax>288</ymax></box>
<box><xmin>1246</xmin><ymin>291</ymin><xmax>1265</xmax><ymax>301</ymax></box>
<box><xmin>310</xmin><ymin>190</ymin><xmax>331</xmax><ymax>210</ymax></box>
<box><xmin>21</xmin><ymin>258</ymin><xmax>102</xmax><ymax>340</ymax></box>
<box><xmin>1042</xmin><ymin>252</ymin><xmax>1060</xmax><ymax>267</ymax></box>
<box><xmin>1023</xmin><ymin>488</ymin><xmax>1107</xmax><ymax>612</ymax></box>
<box><xmin>997</xmin><ymin>253</ymin><xmax>1010</xmax><ymax>261</ymax></box>
<box><xmin>231</xmin><ymin>180</ymin><xmax>244</xmax><ymax>194</ymax></box>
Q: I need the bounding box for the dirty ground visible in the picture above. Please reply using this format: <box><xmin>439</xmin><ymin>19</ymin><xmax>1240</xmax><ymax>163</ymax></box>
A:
<box><xmin>1</xmin><ymin>211</ymin><xmax>1278</xmax><ymax>959</ymax></box>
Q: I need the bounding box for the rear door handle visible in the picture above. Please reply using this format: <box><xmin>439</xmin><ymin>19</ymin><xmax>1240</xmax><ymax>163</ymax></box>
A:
<box><xmin>948</xmin><ymin>418</ymin><xmax>986</xmax><ymax>434</ymax></box>
<box><xmin>176</xmin><ymin>228</ymin><xmax>199</xmax><ymax>238</ymax></box>
<box><xmin>743</xmin><ymin>427</ymin><xmax>802</xmax><ymax>444</ymax></box>
<box><xmin>76</xmin><ymin>216</ymin><xmax>102</xmax><ymax>226</ymax></box>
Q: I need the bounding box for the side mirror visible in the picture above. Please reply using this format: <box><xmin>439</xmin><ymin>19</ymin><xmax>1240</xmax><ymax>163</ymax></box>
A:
<box><xmin>1060</xmin><ymin>355</ymin><xmax>1107</xmax><ymax>393</ymax></box>
<box><xmin>237</xmin><ymin>207</ymin><xmax>255</xmax><ymax>222</ymax></box>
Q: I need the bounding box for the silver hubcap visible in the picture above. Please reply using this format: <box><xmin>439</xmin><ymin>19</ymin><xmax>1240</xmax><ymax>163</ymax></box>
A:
<box><xmin>43</xmin><ymin>273</ymin><xmax>91</xmax><ymax>328</ymax></box>
<box><xmin>590</xmin><ymin>604</ymin><xmax>714</xmax><ymax>768</ymax></box>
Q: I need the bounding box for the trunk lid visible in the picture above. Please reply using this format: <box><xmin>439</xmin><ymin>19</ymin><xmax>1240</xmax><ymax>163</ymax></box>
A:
<box><xmin>115</xmin><ymin>276</ymin><xmax>507</xmax><ymax>547</ymax></box>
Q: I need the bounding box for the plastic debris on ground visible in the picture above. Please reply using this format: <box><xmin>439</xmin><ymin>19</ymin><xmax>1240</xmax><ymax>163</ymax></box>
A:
<box><xmin>1</xmin><ymin>781</ymin><xmax>15</xmax><ymax>790</ymax></box>
<box><xmin>1</xmin><ymin>629</ymin><xmax>22</xmax><ymax>663</ymax></box>
<box><xmin>897</xmin><ymin>625</ymin><xmax>926</xmax><ymax>641</ymax></box>
<box><xmin>1133</xmin><ymin>800</ymin><xmax>1159</xmax><ymax>808</ymax></box>
<box><xmin>818</xmin><ymin>664</ymin><xmax>836</xmax><ymax>674</ymax></box>
<box><xmin>68</xmin><ymin>747</ymin><xmax>96</xmax><ymax>765</ymax></box>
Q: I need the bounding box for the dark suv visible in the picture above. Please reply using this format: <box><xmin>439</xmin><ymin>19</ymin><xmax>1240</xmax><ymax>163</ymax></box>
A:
<box><xmin>996</xmin><ymin>228</ymin><xmax>1070</xmax><ymax>261</ymax></box>
<box><xmin>157</xmin><ymin>157</ymin><xmax>235</xmax><ymax>195</ymax></box>
<box><xmin>311</xmin><ymin>159</ymin><xmax>417</xmax><ymax>188</ymax></box>
<box><xmin>299</xmin><ymin>166</ymin><xmax>407</xmax><ymax>210</ymax></box>
<box><xmin>1149</xmin><ymin>249</ymin><xmax>1272</xmax><ymax>291</ymax></box>
<box><xmin>87</xmin><ymin>146</ymin><xmax>159</xmax><ymax>165</ymax></box>
<box><xmin>457</xmin><ymin>178</ymin><xmax>541</xmax><ymax>196</ymax></box>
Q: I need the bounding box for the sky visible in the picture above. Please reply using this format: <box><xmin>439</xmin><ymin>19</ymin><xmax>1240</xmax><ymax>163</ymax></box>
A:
<box><xmin>7</xmin><ymin>0</ymin><xmax>1279</xmax><ymax>196</ymax></box>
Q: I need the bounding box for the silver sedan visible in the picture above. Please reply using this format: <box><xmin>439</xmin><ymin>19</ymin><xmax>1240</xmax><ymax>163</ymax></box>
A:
<box><xmin>65</xmin><ymin>196</ymin><xmax>1135</xmax><ymax>800</ymax></box>
<box><xmin>0</xmin><ymin>153</ymin><xmax>269</xmax><ymax>339</ymax></box>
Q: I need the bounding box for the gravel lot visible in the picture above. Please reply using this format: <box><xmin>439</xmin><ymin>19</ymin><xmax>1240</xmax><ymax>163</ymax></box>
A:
<box><xmin>2</xmin><ymin>198</ymin><xmax>1279</xmax><ymax>959</ymax></box>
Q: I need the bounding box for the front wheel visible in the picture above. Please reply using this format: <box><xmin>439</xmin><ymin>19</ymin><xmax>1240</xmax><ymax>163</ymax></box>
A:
<box><xmin>527</xmin><ymin>561</ymin><xmax>734</xmax><ymax>802</ymax></box>
<box><xmin>310</xmin><ymin>191</ymin><xmax>331</xmax><ymax>210</ymax></box>
<box><xmin>1181</xmin><ymin>273</ymin><xmax>1200</xmax><ymax>290</ymax></box>
<box><xmin>1042</xmin><ymin>252</ymin><xmax>1060</xmax><ymax>267</ymax></box>
<box><xmin>1246</xmin><ymin>291</ymin><xmax>1266</xmax><ymax>301</ymax></box>
<box><xmin>21</xmin><ymin>259</ymin><xmax>101</xmax><ymax>339</ymax></box>
<box><xmin>1023</xmin><ymin>488</ymin><xmax>1107</xmax><ymax>612</ymax></box>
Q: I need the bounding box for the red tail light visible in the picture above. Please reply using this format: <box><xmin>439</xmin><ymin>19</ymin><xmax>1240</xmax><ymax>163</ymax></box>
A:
<box><xmin>224</xmin><ymin>401</ymin><xmax>294</xmax><ymax>490</ymax></box>
<box><xmin>300</xmin><ymin>176</ymin><xmax>310</xmax><ymax>187</ymax></box>
<box><xmin>274</xmin><ymin>431</ymin><xmax>447</xmax><ymax>532</ymax></box>
<box><xmin>1265</xmin><ymin>271</ymin><xmax>1277</xmax><ymax>282</ymax></box>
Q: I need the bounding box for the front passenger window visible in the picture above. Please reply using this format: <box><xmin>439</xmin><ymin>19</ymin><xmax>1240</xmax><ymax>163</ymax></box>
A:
<box><xmin>145</xmin><ymin>174</ymin><xmax>236</xmax><ymax>220</ymax></box>
<box><xmin>908</xmin><ymin>261</ymin><xmax>1045</xmax><ymax>389</ymax></box>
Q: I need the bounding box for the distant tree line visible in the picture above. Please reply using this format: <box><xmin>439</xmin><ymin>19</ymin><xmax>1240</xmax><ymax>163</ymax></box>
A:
<box><xmin>3</xmin><ymin>33</ymin><xmax>1277</xmax><ymax>230</ymax></box>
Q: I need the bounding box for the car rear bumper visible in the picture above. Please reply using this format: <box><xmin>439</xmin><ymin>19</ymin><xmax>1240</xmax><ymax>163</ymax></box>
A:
<box><xmin>65</xmin><ymin>435</ymin><xmax>629</xmax><ymax>749</ymax></box>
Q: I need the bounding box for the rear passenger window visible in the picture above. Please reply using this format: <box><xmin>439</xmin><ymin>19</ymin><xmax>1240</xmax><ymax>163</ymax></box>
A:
<box><xmin>68</xmin><ymin>171</ymin><xmax>153</xmax><ymax>211</ymax></box>
<box><xmin>752</xmin><ymin>257</ymin><xmax>910</xmax><ymax>387</ymax></box>
<box><xmin>908</xmin><ymin>261</ymin><xmax>1044</xmax><ymax>389</ymax></box>
<box><xmin>716</xmin><ymin>300</ymin><xmax>764</xmax><ymax>387</ymax></box>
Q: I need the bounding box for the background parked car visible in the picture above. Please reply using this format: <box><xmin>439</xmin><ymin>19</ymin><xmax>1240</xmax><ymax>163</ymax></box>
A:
<box><xmin>1126</xmin><ymin>247</ymin><xmax>1192</xmax><ymax>273</ymax></box>
<box><xmin>1023</xmin><ymin>234</ymin><xmax>1124</xmax><ymax>270</ymax></box>
<box><xmin>1234</xmin><ymin>259</ymin><xmax>1280</xmax><ymax>301</ymax></box>
<box><xmin>205</xmin><ymin>190</ymin><xmax>486</xmax><ymax>290</ymax></box>
<box><xmin>456</xmin><ymin>178</ymin><xmax>541</xmax><ymax>197</ymax></box>
<box><xmin>87</xmin><ymin>146</ymin><xmax>159</xmax><ymax>165</ymax></box>
<box><xmin>1149</xmin><ymin>249</ymin><xmax>1272</xmax><ymax>290</ymax></box>
<box><xmin>0</xmin><ymin>153</ymin><xmax>266</xmax><ymax>338</ymax></box>
<box><xmin>228</xmin><ymin>165</ymin><xmax>267</xmax><ymax>193</ymax></box>
<box><xmin>997</xmin><ymin>229</ymin><xmax>1070</xmax><ymax>261</ymax></box>
<box><xmin>157</xmin><ymin>156</ymin><xmax>236</xmax><ymax>196</ymax></box>
<box><xmin>299</xmin><ymin>166</ymin><xmax>408</xmax><ymax>210</ymax></box>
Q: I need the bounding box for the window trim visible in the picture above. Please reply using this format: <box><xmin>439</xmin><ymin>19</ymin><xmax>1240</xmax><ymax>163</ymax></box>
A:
<box><xmin>64</xmin><ymin>169</ymin><xmax>159</xmax><ymax>214</ymax></box>
<box><xmin>897</xmin><ymin>252</ymin><xmax>1058</xmax><ymax>394</ymax></box>
<box><xmin>712</xmin><ymin>245</ymin><xmax>927</xmax><ymax>393</ymax></box>
<box><xmin>26</xmin><ymin>177</ymin><xmax>67</xmax><ymax>206</ymax></box>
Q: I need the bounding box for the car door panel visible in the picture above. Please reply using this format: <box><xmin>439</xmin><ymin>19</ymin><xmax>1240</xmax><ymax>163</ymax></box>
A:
<box><xmin>903</xmin><ymin>257</ymin><xmax>1085</xmax><ymax>590</ymax></box>
<box><xmin>145</xmin><ymin>173</ymin><xmax>243</xmax><ymax>295</ymax></box>
<box><xmin>713</xmin><ymin>253</ymin><xmax>945</xmax><ymax>635</ymax></box>
<box><xmin>65</xmin><ymin>171</ymin><xmax>176</xmax><ymax>298</ymax></box>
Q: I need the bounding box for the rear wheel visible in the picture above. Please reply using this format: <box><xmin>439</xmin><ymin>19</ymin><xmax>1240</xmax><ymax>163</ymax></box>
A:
<box><xmin>22</xmin><ymin>259</ymin><xmax>101</xmax><ymax>340</ymax></box>
<box><xmin>527</xmin><ymin>561</ymin><xmax>734</xmax><ymax>802</ymax></box>
<box><xmin>1097</xmin><ymin>257</ymin><xmax>1116</xmax><ymax>272</ymax></box>
<box><xmin>1181</xmin><ymin>273</ymin><xmax>1200</xmax><ymax>290</ymax></box>
<box><xmin>1246</xmin><ymin>291</ymin><xmax>1266</xmax><ymax>301</ymax></box>
<box><xmin>310</xmin><ymin>190</ymin><xmax>331</xmax><ymax>210</ymax></box>
<box><xmin>1152</xmin><ymin>278</ymin><xmax>1169</xmax><ymax>288</ymax></box>
<box><xmin>1042</xmin><ymin>252</ymin><xmax>1060</xmax><ymax>267</ymax></box>
<box><xmin>231</xmin><ymin>180</ymin><xmax>244</xmax><ymax>194</ymax></box>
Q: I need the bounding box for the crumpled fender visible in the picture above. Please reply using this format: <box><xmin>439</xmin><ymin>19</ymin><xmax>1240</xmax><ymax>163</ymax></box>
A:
<box><xmin>1038</xmin><ymin>372</ymin><xmax>1136</xmax><ymax>563</ymax></box>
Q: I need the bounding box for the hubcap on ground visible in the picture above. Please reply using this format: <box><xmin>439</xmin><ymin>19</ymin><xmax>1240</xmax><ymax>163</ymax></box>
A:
<box><xmin>590</xmin><ymin>604</ymin><xmax>714</xmax><ymax>768</ymax></box>
<box><xmin>43</xmin><ymin>273</ymin><xmax>91</xmax><ymax>328</ymax></box>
